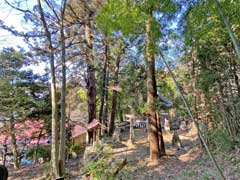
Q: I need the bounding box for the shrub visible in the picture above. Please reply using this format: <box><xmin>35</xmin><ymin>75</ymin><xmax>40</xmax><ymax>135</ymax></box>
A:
<box><xmin>208</xmin><ymin>129</ymin><xmax>235</xmax><ymax>152</ymax></box>
<box><xmin>70</xmin><ymin>143</ymin><xmax>85</xmax><ymax>158</ymax></box>
<box><xmin>86</xmin><ymin>144</ymin><xmax>114</xmax><ymax>180</ymax></box>
<box><xmin>26</xmin><ymin>146</ymin><xmax>50</xmax><ymax>161</ymax></box>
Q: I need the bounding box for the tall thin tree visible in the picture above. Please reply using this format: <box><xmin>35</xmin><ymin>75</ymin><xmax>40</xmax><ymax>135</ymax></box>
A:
<box><xmin>37</xmin><ymin>0</ymin><xmax>59</xmax><ymax>177</ymax></box>
<box><xmin>59</xmin><ymin>0</ymin><xmax>67</xmax><ymax>176</ymax></box>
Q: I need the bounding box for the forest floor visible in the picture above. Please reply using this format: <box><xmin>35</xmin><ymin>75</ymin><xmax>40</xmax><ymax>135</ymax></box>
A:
<box><xmin>112</xmin><ymin>124</ymin><xmax>240</xmax><ymax>180</ymax></box>
<box><xmin>7</xmin><ymin>124</ymin><xmax>240</xmax><ymax>180</ymax></box>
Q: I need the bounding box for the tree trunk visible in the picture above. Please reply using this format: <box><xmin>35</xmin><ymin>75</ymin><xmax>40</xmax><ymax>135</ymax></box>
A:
<box><xmin>190</xmin><ymin>49</ymin><xmax>204</xmax><ymax>148</ymax></box>
<box><xmin>59</xmin><ymin>1</ymin><xmax>67</xmax><ymax>176</ymax></box>
<box><xmin>84</xmin><ymin>2</ymin><xmax>96</xmax><ymax>144</ymax></box>
<box><xmin>2</xmin><ymin>144</ymin><xmax>7</xmax><ymax>166</ymax></box>
<box><xmin>156</xmin><ymin>112</ymin><xmax>166</xmax><ymax>155</ymax></box>
<box><xmin>146</xmin><ymin>18</ymin><xmax>161</xmax><ymax>163</ymax></box>
<box><xmin>229</xmin><ymin>57</ymin><xmax>240</xmax><ymax>96</ymax></box>
<box><xmin>218</xmin><ymin>81</ymin><xmax>235</xmax><ymax>140</ymax></box>
<box><xmin>214</xmin><ymin>0</ymin><xmax>240</xmax><ymax>62</ymax></box>
<box><xmin>103</xmin><ymin>68</ymin><xmax>109</xmax><ymax>132</ymax></box>
<box><xmin>37</xmin><ymin>0</ymin><xmax>59</xmax><ymax>177</ymax></box>
<box><xmin>118</xmin><ymin>99</ymin><xmax>124</xmax><ymax>122</ymax></box>
<box><xmin>34</xmin><ymin>129</ymin><xmax>43</xmax><ymax>164</ymax></box>
<box><xmin>99</xmin><ymin>42</ymin><xmax>109</xmax><ymax>122</ymax></box>
<box><xmin>228</xmin><ymin>81</ymin><xmax>239</xmax><ymax>137</ymax></box>
<box><xmin>49</xmin><ymin>34</ymin><xmax>59</xmax><ymax>179</ymax></box>
<box><xmin>108</xmin><ymin>53</ymin><xmax>122</xmax><ymax>136</ymax></box>
<box><xmin>9</xmin><ymin>117</ymin><xmax>19</xmax><ymax>169</ymax></box>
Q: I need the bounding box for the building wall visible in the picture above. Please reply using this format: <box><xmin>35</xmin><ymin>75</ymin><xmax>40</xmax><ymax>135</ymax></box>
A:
<box><xmin>72</xmin><ymin>133</ymin><xmax>87</xmax><ymax>145</ymax></box>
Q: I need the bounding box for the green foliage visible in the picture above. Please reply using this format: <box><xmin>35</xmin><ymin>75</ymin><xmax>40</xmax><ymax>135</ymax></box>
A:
<box><xmin>78</xmin><ymin>88</ymin><xmax>87</xmax><ymax>101</ymax></box>
<box><xmin>183</xmin><ymin>0</ymin><xmax>240</xmax><ymax>142</ymax></box>
<box><xmin>96</xmin><ymin>0</ymin><xmax>179</xmax><ymax>55</ymax></box>
<box><xmin>0</xmin><ymin>47</ymin><xmax>51</xmax><ymax>132</ymax></box>
<box><xmin>26</xmin><ymin>146</ymin><xmax>50</xmax><ymax>160</ymax></box>
<box><xmin>0</xmin><ymin>48</ymin><xmax>36</xmax><ymax>119</ymax></box>
<box><xmin>180</xmin><ymin>170</ymin><xmax>197</xmax><ymax>179</ymax></box>
<box><xmin>138</xmin><ymin>102</ymin><xmax>149</xmax><ymax>115</ymax></box>
<box><xmin>87</xmin><ymin>144</ymin><xmax>113</xmax><ymax>180</ymax></box>
<box><xmin>70</xmin><ymin>143</ymin><xmax>85</xmax><ymax>158</ymax></box>
<box><xmin>119</xmin><ymin>62</ymin><xmax>147</xmax><ymax>115</ymax></box>
<box><xmin>96</xmin><ymin>0</ymin><xmax>145</xmax><ymax>36</ymax></box>
<box><xmin>208</xmin><ymin>129</ymin><xmax>235</xmax><ymax>152</ymax></box>
<box><xmin>197</xmin><ymin>69</ymin><xmax>219</xmax><ymax>93</ymax></box>
<box><xmin>116</xmin><ymin>168</ymin><xmax>134</xmax><ymax>180</ymax></box>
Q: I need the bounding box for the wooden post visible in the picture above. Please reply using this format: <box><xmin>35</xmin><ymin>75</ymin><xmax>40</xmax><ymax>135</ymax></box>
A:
<box><xmin>129</xmin><ymin>117</ymin><xmax>134</xmax><ymax>143</ymax></box>
<box><xmin>96</xmin><ymin>127</ymin><xmax>100</xmax><ymax>144</ymax></box>
<box><xmin>146</xmin><ymin>117</ymin><xmax>150</xmax><ymax>141</ymax></box>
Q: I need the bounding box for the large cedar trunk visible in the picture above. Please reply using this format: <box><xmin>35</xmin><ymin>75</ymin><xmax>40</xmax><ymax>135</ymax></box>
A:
<box><xmin>146</xmin><ymin>18</ymin><xmax>162</xmax><ymax>163</ymax></box>
<box><xmin>84</xmin><ymin>3</ymin><xmax>96</xmax><ymax>143</ymax></box>
<box><xmin>108</xmin><ymin>93</ymin><xmax>117</xmax><ymax>136</ymax></box>
<box><xmin>108</xmin><ymin>50</ymin><xmax>122</xmax><ymax>136</ymax></box>
<box><xmin>86</xmin><ymin>65</ymin><xmax>97</xmax><ymax>144</ymax></box>
<box><xmin>86</xmin><ymin>66</ymin><xmax>96</xmax><ymax>123</ymax></box>
<box><xmin>9</xmin><ymin>118</ymin><xmax>19</xmax><ymax>169</ymax></box>
<box><xmin>99</xmin><ymin>42</ymin><xmax>109</xmax><ymax>123</ymax></box>
<box><xmin>103</xmin><ymin>69</ymin><xmax>109</xmax><ymax>130</ymax></box>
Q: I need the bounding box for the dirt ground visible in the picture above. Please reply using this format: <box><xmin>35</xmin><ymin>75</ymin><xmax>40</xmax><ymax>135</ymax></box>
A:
<box><xmin>6</xmin><ymin>123</ymin><xmax>240</xmax><ymax>180</ymax></box>
<box><xmin>113</xmin><ymin>125</ymin><xmax>240</xmax><ymax>180</ymax></box>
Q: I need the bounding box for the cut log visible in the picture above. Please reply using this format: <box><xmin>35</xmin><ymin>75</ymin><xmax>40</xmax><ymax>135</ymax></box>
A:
<box><xmin>113</xmin><ymin>158</ymin><xmax>127</xmax><ymax>177</ymax></box>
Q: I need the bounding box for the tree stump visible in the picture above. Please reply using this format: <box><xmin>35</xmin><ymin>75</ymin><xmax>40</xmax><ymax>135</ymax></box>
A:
<box><xmin>172</xmin><ymin>130</ymin><xmax>183</xmax><ymax>148</ymax></box>
<box><xmin>113</xmin><ymin>127</ymin><xmax>121</xmax><ymax>142</ymax></box>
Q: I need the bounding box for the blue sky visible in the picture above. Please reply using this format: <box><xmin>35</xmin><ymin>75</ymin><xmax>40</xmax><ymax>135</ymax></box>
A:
<box><xmin>0</xmin><ymin>0</ymin><xmax>186</xmax><ymax>75</ymax></box>
<box><xmin>0</xmin><ymin>1</ymin><xmax>46</xmax><ymax>75</ymax></box>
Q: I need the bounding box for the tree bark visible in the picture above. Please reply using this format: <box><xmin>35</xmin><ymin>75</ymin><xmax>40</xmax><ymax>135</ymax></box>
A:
<box><xmin>37</xmin><ymin>0</ymin><xmax>59</xmax><ymax>177</ymax></box>
<box><xmin>34</xmin><ymin>128</ymin><xmax>43</xmax><ymax>164</ymax></box>
<box><xmin>84</xmin><ymin>1</ymin><xmax>96</xmax><ymax>144</ymax></box>
<box><xmin>99</xmin><ymin>41</ymin><xmax>109</xmax><ymax>123</ymax></box>
<box><xmin>59</xmin><ymin>1</ymin><xmax>67</xmax><ymax>176</ymax></box>
<box><xmin>118</xmin><ymin>99</ymin><xmax>124</xmax><ymax>122</ymax></box>
<box><xmin>103</xmin><ymin>68</ymin><xmax>109</xmax><ymax>132</ymax></box>
<box><xmin>108</xmin><ymin>51</ymin><xmax>122</xmax><ymax>136</ymax></box>
<box><xmin>218</xmin><ymin>81</ymin><xmax>235</xmax><ymax>140</ymax></box>
<box><xmin>146</xmin><ymin>18</ymin><xmax>161</xmax><ymax>163</ymax></box>
<box><xmin>156</xmin><ymin>112</ymin><xmax>166</xmax><ymax>155</ymax></box>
